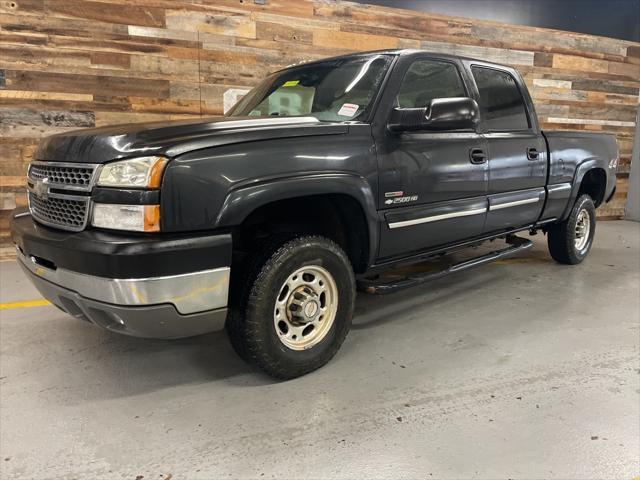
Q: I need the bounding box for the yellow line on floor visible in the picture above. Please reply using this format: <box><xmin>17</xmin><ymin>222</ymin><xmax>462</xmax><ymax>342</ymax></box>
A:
<box><xmin>0</xmin><ymin>299</ymin><xmax>51</xmax><ymax>310</ymax></box>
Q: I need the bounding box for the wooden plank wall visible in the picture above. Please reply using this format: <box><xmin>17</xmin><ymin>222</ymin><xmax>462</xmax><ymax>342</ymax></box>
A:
<box><xmin>1</xmin><ymin>0</ymin><xmax>638</xmax><ymax>250</ymax></box>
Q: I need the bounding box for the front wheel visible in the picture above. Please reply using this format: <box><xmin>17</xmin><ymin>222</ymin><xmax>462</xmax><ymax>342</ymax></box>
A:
<box><xmin>226</xmin><ymin>235</ymin><xmax>355</xmax><ymax>379</ymax></box>
<box><xmin>547</xmin><ymin>194</ymin><xmax>596</xmax><ymax>264</ymax></box>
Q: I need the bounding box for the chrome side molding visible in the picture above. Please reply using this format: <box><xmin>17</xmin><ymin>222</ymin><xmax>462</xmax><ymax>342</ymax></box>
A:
<box><xmin>388</xmin><ymin>207</ymin><xmax>486</xmax><ymax>229</ymax></box>
<box><xmin>547</xmin><ymin>183</ymin><xmax>572</xmax><ymax>192</ymax></box>
<box><xmin>489</xmin><ymin>197</ymin><xmax>540</xmax><ymax>211</ymax></box>
<box><xmin>387</xmin><ymin>186</ymin><xmax>549</xmax><ymax>229</ymax></box>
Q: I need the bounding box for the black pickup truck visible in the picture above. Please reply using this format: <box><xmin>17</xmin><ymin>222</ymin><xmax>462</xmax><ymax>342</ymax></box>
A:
<box><xmin>11</xmin><ymin>50</ymin><xmax>618</xmax><ymax>378</ymax></box>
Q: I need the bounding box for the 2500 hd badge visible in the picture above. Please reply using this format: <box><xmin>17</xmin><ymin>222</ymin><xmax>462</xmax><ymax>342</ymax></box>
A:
<box><xmin>385</xmin><ymin>191</ymin><xmax>419</xmax><ymax>205</ymax></box>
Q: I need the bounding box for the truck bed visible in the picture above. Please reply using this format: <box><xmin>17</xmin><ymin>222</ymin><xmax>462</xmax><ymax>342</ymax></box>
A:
<box><xmin>543</xmin><ymin>130</ymin><xmax>618</xmax><ymax>189</ymax></box>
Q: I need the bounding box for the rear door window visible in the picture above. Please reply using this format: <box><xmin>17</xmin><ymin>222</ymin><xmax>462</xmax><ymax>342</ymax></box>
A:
<box><xmin>471</xmin><ymin>67</ymin><xmax>530</xmax><ymax>131</ymax></box>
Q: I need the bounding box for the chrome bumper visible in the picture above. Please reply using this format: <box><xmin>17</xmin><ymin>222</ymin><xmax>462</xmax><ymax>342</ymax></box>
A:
<box><xmin>17</xmin><ymin>249</ymin><xmax>229</xmax><ymax>314</ymax></box>
<box><xmin>17</xmin><ymin>250</ymin><xmax>230</xmax><ymax>339</ymax></box>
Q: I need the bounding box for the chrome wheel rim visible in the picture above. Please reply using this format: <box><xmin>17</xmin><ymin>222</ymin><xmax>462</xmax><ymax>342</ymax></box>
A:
<box><xmin>273</xmin><ymin>265</ymin><xmax>338</xmax><ymax>351</ymax></box>
<box><xmin>574</xmin><ymin>209</ymin><xmax>591</xmax><ymax>251</ymax></box>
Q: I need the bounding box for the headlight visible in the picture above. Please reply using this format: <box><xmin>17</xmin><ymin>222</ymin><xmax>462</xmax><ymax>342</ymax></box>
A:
<box><xmin>92</xmin><ymin>204</ymin><xmax>160</xmax><ymax>232</ymax></box>
<box><xmin>608</xmin><ymin>157</ymin><xmax>618</xmax><ymax>170</ymax></box>
<box><xmin>97</xmin><ymin>156</ymin><xmax>168</xmax><ymax>188</ymax></box>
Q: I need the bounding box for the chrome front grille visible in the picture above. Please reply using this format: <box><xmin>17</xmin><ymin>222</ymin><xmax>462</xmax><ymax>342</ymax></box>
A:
<box><xmin>27</xmin><ymin>161</ymin><xmax>99</xmax><ymax>232</ymax></box>
<box><xmin>28</xmin><ymin>192</ymin><xmax>90</xmax><ymax>231</ymax></box>
<box><xmin>28</xmin><ymin>161</ymin><xmax>98</xmax><ymax>192</ymax></box>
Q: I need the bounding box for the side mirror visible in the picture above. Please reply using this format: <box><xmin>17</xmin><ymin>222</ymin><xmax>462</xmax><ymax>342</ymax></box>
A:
<box><xmin>388</xmin><ymin>97</ymin><xmax>480</xmax><ymax>132</ymax></box>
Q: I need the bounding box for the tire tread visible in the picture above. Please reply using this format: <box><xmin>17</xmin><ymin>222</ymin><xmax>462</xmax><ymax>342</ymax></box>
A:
<box><xmin>226</xmin><ymin>235</ymin><xmax>354</xmax><ymax>379</ymax></box>
<box><xmin>547</xmin><ymin>194</ymin><xmax>595</xmax><ymax>265</ymax></box>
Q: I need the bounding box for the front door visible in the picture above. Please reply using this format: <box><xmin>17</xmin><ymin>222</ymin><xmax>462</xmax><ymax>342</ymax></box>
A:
<box><xmin>376</xmin><ymin>58</ymin><xmax>489</xmax><ymax>259</ymax></box>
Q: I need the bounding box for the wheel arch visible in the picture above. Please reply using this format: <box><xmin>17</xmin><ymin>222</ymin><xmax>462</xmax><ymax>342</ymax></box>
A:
<box><xmin>561</xmin><ymin>160</ymin><xmax>608</xmax><ymax>219</ymax></box>
<box><xmin>577</xmin><ymin>167</ymin><xmax>607</xmax><ymax>207</ymax></box>
<box><xmin>217</xmin><ymin>173</ymin><xmax>379</xmax><ymax>272</ymax></box>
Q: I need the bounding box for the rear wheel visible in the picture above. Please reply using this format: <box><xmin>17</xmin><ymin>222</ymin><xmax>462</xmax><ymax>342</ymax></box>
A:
<box><xmin>226</xmin><ymin>235</ymin><xmax>355</xmax><ymax>379</ymax></box>
<box><xmin>547</xmin><ymin>194</ymin><xmax>596</xmax><ymax>264</ymax></box>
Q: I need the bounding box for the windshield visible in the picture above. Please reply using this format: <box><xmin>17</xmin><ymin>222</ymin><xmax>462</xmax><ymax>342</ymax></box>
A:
<box><xmin>227</xmin><ymin>54</ymin><xmax>393</xmax><ymax>122</ymax></box>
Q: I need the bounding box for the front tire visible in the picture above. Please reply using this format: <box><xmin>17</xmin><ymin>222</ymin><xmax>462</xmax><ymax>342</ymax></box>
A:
<box><xmin>226</xmin><ymin>235</ymin><xmax>355</xmax><ymax>379</ymax></box>
<box><xmin>547</xmin><ymin>194</ymin><xmax>596</xmax><ymax>264</ymax></box>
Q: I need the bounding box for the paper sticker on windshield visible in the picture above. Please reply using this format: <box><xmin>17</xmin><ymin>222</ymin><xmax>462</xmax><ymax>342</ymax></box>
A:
<box><xmin>338</xmin><ymin>103</ymin><xmax>359</xmax><ymax>117</ymax></box>
<box><xmin>283</xmin><ymin>80</ymin><xmax>300</xmax><ymax>87</ymax></box>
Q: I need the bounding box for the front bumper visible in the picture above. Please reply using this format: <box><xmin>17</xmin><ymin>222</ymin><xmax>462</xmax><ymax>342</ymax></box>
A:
<box><xmin>11</xmin><ymin>210</ymin><xmax>232</xmax><ymax>339</ymax></box>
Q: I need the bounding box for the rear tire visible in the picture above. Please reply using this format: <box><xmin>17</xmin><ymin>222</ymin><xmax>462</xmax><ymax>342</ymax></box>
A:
<box><xmin>226</xmin><ymin>235</ymin><xmax>355</xmax><ymax>379</ymax></box>
<box><xmin>547</xmin><ymin>194</ymin><xmax>596</xmax><ymax>265</ymax></box>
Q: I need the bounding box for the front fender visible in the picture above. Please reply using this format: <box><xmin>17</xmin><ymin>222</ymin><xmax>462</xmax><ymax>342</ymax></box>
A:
<box><xmin>216</xmin><ymin>173</ymin><xmax>379</xmax><ymax>266</ymax></box>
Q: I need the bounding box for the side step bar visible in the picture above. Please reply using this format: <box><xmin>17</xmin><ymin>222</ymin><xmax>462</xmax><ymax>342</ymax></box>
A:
<box><xmin>358</xmin><ymin>235</ymin><xmax>533</xmax><ymax>295</ymax></box>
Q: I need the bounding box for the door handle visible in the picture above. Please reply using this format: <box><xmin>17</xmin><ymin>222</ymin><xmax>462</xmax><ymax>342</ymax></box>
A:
<box><xmin>527</xmin><ymin>147</ymin><xmax>540</xmax><ymax>160</ymax></box>
<box><xmin>469</xmin><ymin>148</ymin><xmax>487</xmax><ymax>164</ymax></box>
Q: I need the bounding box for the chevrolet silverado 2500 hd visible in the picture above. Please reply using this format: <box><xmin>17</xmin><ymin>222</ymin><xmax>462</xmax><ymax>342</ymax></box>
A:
<box><xmin>11</xmin><ymin>50</ymin><xmax>618</xmax><ymax>378</ymax></box>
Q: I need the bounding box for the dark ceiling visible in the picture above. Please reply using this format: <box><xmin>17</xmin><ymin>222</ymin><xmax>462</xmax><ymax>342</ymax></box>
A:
<box><xmin>352</xmin><ymin>0</ymin><xmax>640</xmax><ymax>42</ymax></box>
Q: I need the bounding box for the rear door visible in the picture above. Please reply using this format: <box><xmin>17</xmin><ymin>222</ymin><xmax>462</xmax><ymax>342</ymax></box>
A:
<box><xmin>467</xmin><ymin>64</ymin><xmax>547</xmax><ymax>233</ymax></box>
<box><xmin>375</xmin><ymin>55</ymin><xmax>488</xmax><ymax>259</ymax></box>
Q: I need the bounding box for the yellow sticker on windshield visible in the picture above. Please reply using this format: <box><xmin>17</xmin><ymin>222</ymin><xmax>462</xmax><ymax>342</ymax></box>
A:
<box><xmin>283</xmin><ymin>80</ymin><xmax>300</xmax><ymax>87</ymax></box>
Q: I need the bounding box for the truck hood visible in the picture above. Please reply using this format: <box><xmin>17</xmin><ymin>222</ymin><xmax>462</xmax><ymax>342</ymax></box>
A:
<box><xmin>35</xmin><ymin>116</ymin><xmax>349</xmax><ymax>164</ymax></box>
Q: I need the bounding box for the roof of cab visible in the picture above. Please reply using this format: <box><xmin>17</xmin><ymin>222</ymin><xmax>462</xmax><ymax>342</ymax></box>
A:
<box><xmin>275</xmin><ymin>49</ymin><xmax>509</xmax><ymax>73</ymax></box>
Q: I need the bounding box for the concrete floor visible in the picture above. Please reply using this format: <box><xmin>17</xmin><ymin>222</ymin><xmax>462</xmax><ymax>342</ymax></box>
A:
<box><xmin>0</xmin><ymin>221</ymin><xmax>638</xmax><ymax>479</ymax></box>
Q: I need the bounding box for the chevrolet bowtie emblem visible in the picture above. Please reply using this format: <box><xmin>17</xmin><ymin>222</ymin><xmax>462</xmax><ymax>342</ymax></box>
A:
<box><xmin>33</xmin><ymin>177</ymin><xmax>50</xmax><ymax>200</ymax></box>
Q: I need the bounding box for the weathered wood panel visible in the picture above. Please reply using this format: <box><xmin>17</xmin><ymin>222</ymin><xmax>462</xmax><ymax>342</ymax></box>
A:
<box><xmin>1</xmin><ymin>0</ymin><xmax>638</xmax><ymax>249</ymax></box>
